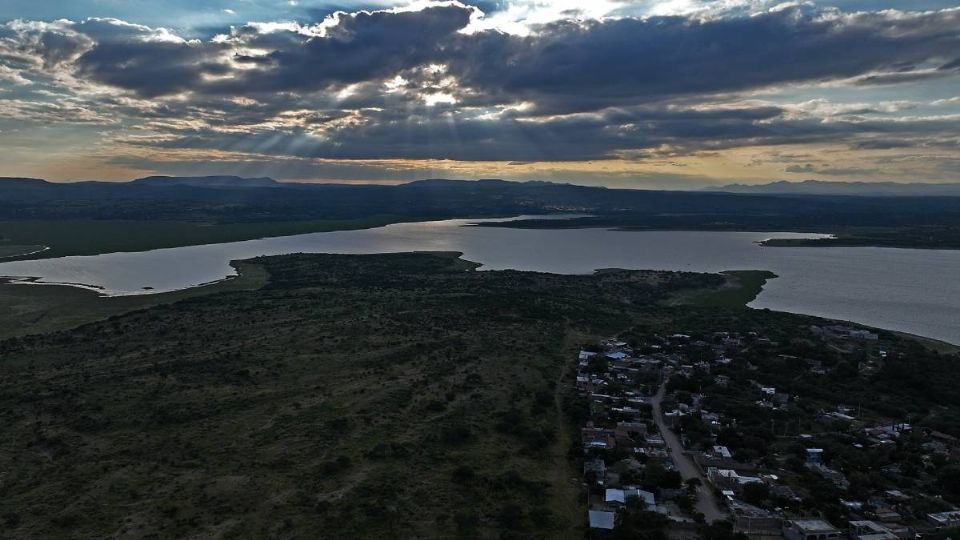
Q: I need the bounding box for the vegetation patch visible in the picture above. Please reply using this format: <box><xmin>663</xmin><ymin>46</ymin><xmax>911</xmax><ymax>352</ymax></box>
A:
<box><xmin>0</xmin><ymin>252</ymin><xmax>725</xmax><ymax>538</ymax></box>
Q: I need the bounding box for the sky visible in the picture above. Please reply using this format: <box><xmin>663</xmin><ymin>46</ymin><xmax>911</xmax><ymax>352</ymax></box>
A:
<box><xmin>1</xmin><ymin>0</ymin><xmax>959</xmax><ymax>188</ymax></box>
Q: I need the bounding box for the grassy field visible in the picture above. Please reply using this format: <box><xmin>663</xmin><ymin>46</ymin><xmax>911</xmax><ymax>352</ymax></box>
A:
<box><xmin>0</xmin><ymin>217</ymin><xmax>407</xmax><ymax>259</ymax></box>
<box><xmin>0</xmin><ymin>261</ymin><xmax>268</xmax><ymax>340</ymax></box>
<box><xmin>0</xmin><ymin>252</ymin><xmax>731</xmax><ymax>539</ymax></box>
<box><xmin>669</xmin><ymin>270</ymin><xmax>777</xmax><ymax>309</ymax></box>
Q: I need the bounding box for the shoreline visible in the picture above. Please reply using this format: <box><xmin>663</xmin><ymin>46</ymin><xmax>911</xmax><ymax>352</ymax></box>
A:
<box><xmin>0</xmin><ymin>214</ymin><xmax>525</xmax><ymax>262</ymax></box>
<box><xmin>479</xmin><ymin>218</ymin><xmax>960</xmax><ymax>251</ymax></box>
<box><xmin>0</xmin><ymin>263</ymin><xmax>250</xmax><ymax>299</ymax></box>
<box><xmin>3</xmin><ymin>254</ymin><xmax>955</xmax><ymax>352</ymax></box>
<box><xmin>1</xmin><ymin>221</ymin><xmax>957</xmax><ymax>348</ymax></box>
<box><xmin>744</xmin><ymin>273</ymin><xmax>960</xmax><ymax>352</ymax></box>
<box><xmin>0</xmin><ymin>245</ymin><xmax>50</xmax><ymax>259</ymax></box>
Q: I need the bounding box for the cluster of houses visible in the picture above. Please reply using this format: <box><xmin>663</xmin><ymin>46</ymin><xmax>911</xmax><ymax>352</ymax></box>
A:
<box><xmin>577</xmin><ymin>338</ymin><xmax>687</xmax><ymax>533</ymax></box>
<box><xmin>575</xmin><ymin>332</ymin><xmax>960</xmax><ymax>539</ymax></box>
<box><xmin>810</xmin><ymin>325</ymin><xmax>879</xmax><ymax>342</ymax></box>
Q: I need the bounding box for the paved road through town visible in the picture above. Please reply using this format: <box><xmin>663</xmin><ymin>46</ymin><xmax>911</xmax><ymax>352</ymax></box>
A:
<box><xmin>650</xmin><ymin>383</ymin><xmax>729</xmax><ymax>523</ymax></box>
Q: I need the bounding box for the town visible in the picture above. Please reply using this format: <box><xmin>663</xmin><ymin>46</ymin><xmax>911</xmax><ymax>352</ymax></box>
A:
<box><xmin>574</xmin><ymin>325</ymin><xmax>960</xmax><ymax>539</ymax></box>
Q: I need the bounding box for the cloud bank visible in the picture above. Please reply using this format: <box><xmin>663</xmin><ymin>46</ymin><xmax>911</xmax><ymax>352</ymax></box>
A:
<box><xmin>1</xmin><ymin>1</ymin><xmax>959</xmax><ymax>184</ymax></box>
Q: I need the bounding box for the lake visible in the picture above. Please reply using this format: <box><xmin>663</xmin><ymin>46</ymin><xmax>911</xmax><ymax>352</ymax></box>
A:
<box><xmin>0</xmin><ymin>216</ymin><xmax>958</xmax><ymax>344</ymax></box>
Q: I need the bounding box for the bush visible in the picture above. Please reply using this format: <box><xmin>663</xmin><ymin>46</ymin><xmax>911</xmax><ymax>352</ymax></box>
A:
<box><xmin>451</xmin><ymin>465</ymin><xmax>475</xmax><ymax>485</ymax></box>
<box><xmin>742</xmin><ymin>482</ymin><xmax>770</xmax><ymax>506</ymax></box>
<box><xmin>454</xmin><ymin>511</ymin><xmax>479</xmax><ymax>533</ymax></box>
<box><xmin>440</xmin><ymin>423</ymin><xmax>473</xmax><ymax>445</ymax></box>
<box><xmin>497</xmin><ymin>504</ymin><xmax>524</xmax><ymax>530</ymax></box>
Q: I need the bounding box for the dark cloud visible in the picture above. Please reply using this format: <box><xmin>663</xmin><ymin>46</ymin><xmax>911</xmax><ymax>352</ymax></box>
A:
<box><xmin>124</xmin><ymin>103</ymin><xmax>960</xmax><ymax>163</ymax></box>
<box><xmin>77</xmin><ymin>39</ymin><xmax>229</xmax><ymax>97</ymax></box>
<box><xmin>129</xmin><ymin>104</ymin><xmax>803</xmax><ymax>162</ymax></box>
<box><xmin>462</xmin><ymin>9</ymin><xmax>960</xmax><ymax>112</ymax></box>
<box><xmin>13</xmin><ymin>6</ymin><xmax>958</xmax><ymax>104</ymax></box>
<box><xmin>229</xmin><ymin>5</ymin><xmax>474</xmax><ymax>92</ymax></box>
<box><xmin>70</xmin><ymin>5</ymin><xmax>479</xmax><ymax>98</ymax></box>
<box><xmin>1</xmin><ymin>4</ymin><xmax>959</xmax><ymax>168</ymax></box>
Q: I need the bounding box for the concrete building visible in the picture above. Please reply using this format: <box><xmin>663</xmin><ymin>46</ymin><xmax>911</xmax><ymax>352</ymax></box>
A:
<box><xmin>849</xmin><ymin>520</ymin><xmax>898</xmax><ymax>540</ymax></box>
<box><xmin>783</xmin><ymin>519</ymin><xmax>841</xmax><ymax>540</ymax></box>
<box><xmin>589</xmin><ymin>510</ymin><xmax>616</xmax><ymax>530</ymax></box>
<box><xmin>928</xmin><ymin>511</ymin><xmax>960</xmax><ymax>529</ymax></box>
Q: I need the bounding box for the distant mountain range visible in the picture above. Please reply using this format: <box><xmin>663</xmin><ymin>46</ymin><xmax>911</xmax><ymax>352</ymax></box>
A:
<box><xmin>708</xmin><ymin>180</ymin><xmax>960</xmax><ymax>197</ymax></box>
<box><xmin>3</xmin><ymin>175</ymin><xmax>960</xmax><ymax>241</ymax></box>
<box><xmin>131</xmin><ymin>176</ymin><xmax>280</xmax><ymax>188</ymax></box>
<box><xmin>6</xmin><ymin>176</ymin><xmax>960</xmax><ymax>198</ymax></box>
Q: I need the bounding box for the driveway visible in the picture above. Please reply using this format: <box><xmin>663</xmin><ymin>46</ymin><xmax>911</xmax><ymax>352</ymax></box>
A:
<box><xmin>650</xmin><ymin>383</ymin><xmax>728</xmax><ymax>523</ymax></box>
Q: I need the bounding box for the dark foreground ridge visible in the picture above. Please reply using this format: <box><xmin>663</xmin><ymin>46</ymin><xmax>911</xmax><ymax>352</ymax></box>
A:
<box><xmin>0</xmin><ymin>253</ymin><xmax>957</xmax><ymax>538</ymax></box>
<box><xmin>0</xmin><ymin>253</ymin><xmax>723</xmax><ymax>538</ymax></box>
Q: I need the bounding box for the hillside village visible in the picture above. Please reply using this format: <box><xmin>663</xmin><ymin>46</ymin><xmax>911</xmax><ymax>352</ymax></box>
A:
<box><xmin>574</xmin><ymin>326</ymin><xmax>960</xmax><ymax>539</ymax></box>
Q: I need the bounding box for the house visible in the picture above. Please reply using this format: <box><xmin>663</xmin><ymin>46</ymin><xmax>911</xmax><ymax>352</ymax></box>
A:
<box><xmin>637</xmin><ymin>358</ymin><xmax>662</xmax><ymax>372</ymax></box>
<box><xmin>783</xmin><ymin>519</ymin><xmax>841</xmax><ymax>540</ymax></box>
<box><xmin>871</xmin><ymin>508</ymin><xmax>901</xmax><ymax>524</ymax></box>
<box><xmin>773</xmin><ymin>392</ymin><xmax>791</xmax><ymax>406</ymax></box>
<box><xmin>849</xmin><ymin>520</ymin><xmax>898</xmax><ymax>540</ymax></box>
<box><xmin>841</xmin><ymin>500</ymin><xmax>864</xmax><ymax>512</ymax></box>
<box><xmin>806</xmin><ymin>448</ymin><xmax>824</xmax><ymax>465</ymax></box>
<box><xmin>615</xmin><ymin>421</ymin><xmax>647</xmax><ymax>441</ymax></box>
<box><xmin>605</xmin><ymin>488</ymin><xmax>655</xmax><ymax>508</ymax></box>
<box><xmin>884</xmin><ymin>490</ymin><xmax>909</xmax><ymax>502</ymax></box>
<box><xmin>712</xmin><ymin>445</ymin><xmax>733</xmax><ymax>459</ymax></box>
<box><xmin>827</xmin><ymin>411</ymin><xmax>855</xmax><ymax>422</ymax></box>
<box><xmin>583</xmin><ymin>424</ymin><xmax>617</xmax><ymax>449</ymax></box>
<box><xmin>708</xmin><ymin>467</ymin><xmax>737</xmax><ymax>486</ymax></box>
<box><xmin>589</xmin><ymin>510</ymin><xmax>616</xmax><ymax>530</ymax></box>
<box><xmin>929</xmin><ymin>430</ymin><xmax>959</xmax><ymax>447</ymax></box>
<box><xmin>865</xmin><ymin>424</ymin><xmax>911</xmax><ymax>443</ymax></box>
<box><xmin>584</xmin><ymin>458</ymin><xmax>606</xmax><ymax>484</ymax></box>
<box><xmin>707</xmin><ymin>468</ymin><xmax>763</xmax><ymax>492</ymax></box>
<box><xmin>812</xmin><ymin>325</ymin><xmax>878</xmax><ymax>341</ymax></box>
<box><xmin>605</xmin><ymin>351</ymin><xmax>628</xmax><ymax>361</ymax></box>
<box><xmin>927</xmin><ymin>511</ymin><xmax>960</xmax><ymax>529</ymax></box>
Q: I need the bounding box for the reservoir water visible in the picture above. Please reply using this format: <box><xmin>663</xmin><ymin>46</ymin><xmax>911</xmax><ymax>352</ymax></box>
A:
<box><xmin>0</xmin><ymin>217</ymin><xmax>957</xmax><ymax>344</ymax></box>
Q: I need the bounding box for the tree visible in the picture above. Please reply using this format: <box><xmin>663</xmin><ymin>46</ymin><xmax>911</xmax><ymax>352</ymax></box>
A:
<box><xmin>741</xmin><ymin>482</ymin><xmax>770</xmax><ymax>507</ymax></box>
<box><xmin>642</xmin><ymin>461</ymin><xmax>683</xmax><ymax>492</ymax></box>
<box><xmin>937</xmin><ymin>464</ymin><xmax>960</xmax><ymax>499</ymax></box>
<box><xmin>614</xmin><ymin>509</ymin><xmax>669</xmax><ymax>540</ymax></box>
<box><xmin>587</xmin><ymin>356</ymin><xmax>609</xmax><ymax>374</ymax></box>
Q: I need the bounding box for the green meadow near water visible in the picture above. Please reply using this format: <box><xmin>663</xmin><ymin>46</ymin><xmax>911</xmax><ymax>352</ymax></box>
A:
<box><xmin>0</xmin><ymin>261</ymin><xmax>268</xmax><ymax>340</ymax></box>
<box><xmin>0</xmin><ymin>218</ymin><xmax>407</xmax><ymax>260</ymax></box>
